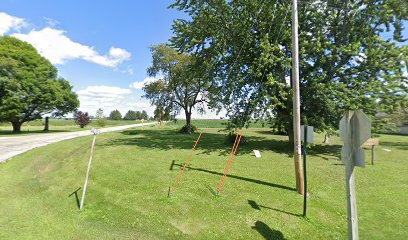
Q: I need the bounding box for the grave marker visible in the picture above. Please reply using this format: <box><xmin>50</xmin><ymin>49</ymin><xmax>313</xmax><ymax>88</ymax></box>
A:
<box><xmin>253</xmin><ymin>150</ymin><xmax>261</xmax><ymax>158</ymax></box>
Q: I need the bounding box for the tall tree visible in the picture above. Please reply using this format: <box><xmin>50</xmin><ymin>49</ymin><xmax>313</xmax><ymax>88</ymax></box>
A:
<box><xmin>141</xmin><ymin>110</ymin><xmax>149</xmax><ymax>120</ymax></box>
<box><xmin>144</xmin><ymin>44</ymin><xmax>209</xmax><ymax>133</ymax></box>
<box><xmin>135</xmin><ymin>111</ymin><xmax>142</xmax><ymax>120</ymax></box>
<box><xmin>0</xmin><ymin>36</ymin><xmax>79</xmax><ymax>132</ymax></box>
<box><xmin>169</xmin><ymin>0</ymin><xmax>407</xmax><ymax>139</ymax></box>
<box><xmin>109</xmin><ymin>110</ymin><xmax>122</xmax><ymax>120</ymax></box>
<box><xmin>95</xmin><ymin>108</ymin><xmax>106</xmax><ymax>127</ymax></box>
<box><xmin>123</xmin><ymin>110</ymin><xmax>138</xmax><ymax>120</ymax></box>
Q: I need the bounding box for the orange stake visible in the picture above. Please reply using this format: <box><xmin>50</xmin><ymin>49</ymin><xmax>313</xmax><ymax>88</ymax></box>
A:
<box><xmin>217</xmin><ymin>131</ymin><xmax>243</xmax><ymax>194</ymax></box>
<box><xmin>170</xmin><ymin>132</ymin><xmax>203</xmax><ymax>195</ymax></box>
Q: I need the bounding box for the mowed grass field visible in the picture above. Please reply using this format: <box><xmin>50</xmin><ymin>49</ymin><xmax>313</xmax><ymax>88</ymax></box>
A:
<box><xmin>0</xmin><ymin>119</ymin><xmax>149</xmax><ymax>136</ymax></box>
<box><xmin>0</xmin><ymin>121</ymin><xmax>407</xmax><ymax>239</ymax></box>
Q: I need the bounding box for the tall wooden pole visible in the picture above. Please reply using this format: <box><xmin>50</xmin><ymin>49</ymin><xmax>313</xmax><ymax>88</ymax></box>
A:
<box><xmin>291</xmin><ymin>0</ymin><xmax>304</xmax><ymax>195</ymax></box>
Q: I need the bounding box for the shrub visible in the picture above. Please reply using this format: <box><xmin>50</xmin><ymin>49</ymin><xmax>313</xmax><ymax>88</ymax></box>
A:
<box><xmin>179</xmin><ymin>124</ymin><xmax>197</xmax><ymax>134</ymax></box>
<box><xmin>74</xmin><ymin>111</ymin><xmax>90</xmax><ymax>128</ymax></box>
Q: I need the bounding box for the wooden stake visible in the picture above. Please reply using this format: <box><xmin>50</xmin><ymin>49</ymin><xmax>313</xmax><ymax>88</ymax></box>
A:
<box><xmin>217</xmin><ymin>131</ymin><xmax>243</xmax><ymax>194</ymax></box>
<box><xmin>169</xmin><ymin>132</ymin><xmax>203</xmax><ymax>195</ymax></box>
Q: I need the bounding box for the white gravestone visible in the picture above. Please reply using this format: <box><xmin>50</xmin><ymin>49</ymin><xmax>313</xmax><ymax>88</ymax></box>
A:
<box><xmin>253</xmin><ymin>150</ymin><xmax>261</xmax><ymax>158</ymax></box>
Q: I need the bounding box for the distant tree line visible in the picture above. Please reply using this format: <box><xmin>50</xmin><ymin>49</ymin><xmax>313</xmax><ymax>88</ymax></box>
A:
<box><xmin>108</xmin><ymin>109</ymin><xmax>149</xmax><ymax>121</ymax></box>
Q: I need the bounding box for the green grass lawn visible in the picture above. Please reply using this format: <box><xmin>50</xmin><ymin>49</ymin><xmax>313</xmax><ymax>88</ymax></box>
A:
<box><xmin>167</xmin><ymin>119</ymin><xmax>269</xmax><ymax>129</ymax></box>
<box><xmin>0</xmin><ymin>123</ymin><xmax>407</xmax><ymax>239</ymax></box>
<box><xmin>0</xmin><ymin>119</ymin><xmax>150</xmax><ymax>136</ymax></box>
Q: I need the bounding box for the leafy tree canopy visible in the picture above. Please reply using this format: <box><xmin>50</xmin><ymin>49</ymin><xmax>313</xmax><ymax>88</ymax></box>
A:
<box><xmin>0</xmin><ymin>36</ymin><xmax>79</xmax><ymax>132</ymax></box>
<box><xmin>169</xmin><ymin>0</ymin><xmax>407</xmax><ymax>136</ymax></box>
<box><xmin>140</xmin><ymin>110</ymin><xmax>149</xmax><ymax>120</ymax></box>
<box><xmin>109</xmin><ymin>109</ymin><xmax>122</xmax><ymax>120</ymax></box>
<box><xmin>124</xmin><ymin>110</ymin><xmax>138</xmax><ymax>120</ymax></box>
<box><xmin>144</xmin><ymin>44</ymin><xmax>210</xmax><ymax>133</ymax></box>
<box><xmin>74</xmin><ymin>111</ymin><xmax>90</xmax><ymax>128</ymax></box>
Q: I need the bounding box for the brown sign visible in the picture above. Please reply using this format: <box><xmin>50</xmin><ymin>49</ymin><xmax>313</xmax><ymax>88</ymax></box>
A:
<box><xmin>364</xmin><ymin>138</ymin><xmax>379</xmax><ymax>146</ymax></box>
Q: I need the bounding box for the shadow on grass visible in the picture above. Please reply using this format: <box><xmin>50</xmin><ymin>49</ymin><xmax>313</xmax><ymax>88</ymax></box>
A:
<box><xmin>171</xmin><ymin>162</ymin><xmax>296</xmax><ymax>192</ymax></box>
<box><xmin>380</xmin><ymin>141</ymin><xmax>408</xmax><ymax>151</ymax></box>
<box><xmin>68</xmin><ymin>187</ymin><xmax>81</xmax><ymax>209</ymax></box>
<box><xmin>102</xmin><ymin>128</ymin><xmax>296</xmax><ymax>157</ymax></box>
<box><xmin>251</xmin><ymin>221</ymin><xmax>286</xmax><ymax>240</ymax></box>
<box><xmin>248</xmin><ymin>200</ymin><xmax>301</xmax><ymax>217</ymax></box>
<box><xmin>307</xmin><ymin>144</ymin><xmax>341</xmax><ymax>161</ymax></box>
<box><xmin>104</xmin><ymin>128</ymin><xmax>342</xmax><ymax>162</ymax></box>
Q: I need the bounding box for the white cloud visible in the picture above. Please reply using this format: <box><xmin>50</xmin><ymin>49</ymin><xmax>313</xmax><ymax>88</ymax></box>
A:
<box><xmin>12</xmin><ymin>27</ymin><xmax>131</xmax><ymax>67</ymax></box>
<box><xmin>75</xmin><ymin>85</ymin><xmax>227</xmax><ymax>119</ymax></box>
<box><xmin>129</xmin><ymin>77</ymin><xmax>159</xmax><ymax>89</ymax></box>
<box><xmin>0</xmin><ymin>12</ymin><xmax>27</xmax><ymax>35</ymax></box>
<box><xmin>77</xmin><ymin>85</ymin><xmax>141</xmax><ymax>116</ymax></box>
<box><xmin>121</xmin><ymin>67</ymin><xmax>134</xmax><ymax>75</ymax></box>
<box><xmin>76</xmin><ymin>86</ymin><xmax>157</xmax><ymax>117</ymax></box>
<box><xmin>43</xmin><ymin>17</ymin><xmax>59</xmax><ymax>28</ymax></box>
<box><xmin>77</xmin><ymin>85</ymin><xmax>131</xmax><ymax>101</ymax></box>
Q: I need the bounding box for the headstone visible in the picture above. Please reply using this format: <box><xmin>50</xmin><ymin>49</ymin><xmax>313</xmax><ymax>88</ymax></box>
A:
<box><xmin>253</xmin><ymin>150</ymin><xmax>261</xmax><ymax>158</ymax></box>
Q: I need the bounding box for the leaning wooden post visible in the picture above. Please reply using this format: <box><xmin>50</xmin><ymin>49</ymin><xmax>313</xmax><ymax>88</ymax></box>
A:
<box><xmin>169</xmin><ymin>132</ymin><xmax>203</xmax><ymax>196</ymax></box>
<box><xmin>340</xmin><ymin>110</ymin><xmax>371</xmax><ymax>240</ymax></box>
<box><xmin>80</xmin><ymin>128</ymin><xmax>100</xmax><ymax>210</ymax></box>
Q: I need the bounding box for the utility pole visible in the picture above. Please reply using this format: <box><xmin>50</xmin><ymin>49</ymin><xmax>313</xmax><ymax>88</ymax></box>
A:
<box><xmin>291</xmin><ymin>0</ymin><xmax>304</xmax><ymax>195</ymax></box>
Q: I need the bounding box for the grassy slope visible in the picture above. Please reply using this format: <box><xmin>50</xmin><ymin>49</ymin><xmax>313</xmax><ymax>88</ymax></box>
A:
<box><xmin>0</xmin><ymin>119</ymin><xmax>149</xmax><ymax>136</ymax></box>
<box><xmin>0</xmin><ymin>123</ymin><xmax>407</xmax><ymax>239</ymax></box>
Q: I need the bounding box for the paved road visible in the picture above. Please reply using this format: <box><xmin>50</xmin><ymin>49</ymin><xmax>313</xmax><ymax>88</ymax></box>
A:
<box><xmin>0</xmin><ymin>122</ymin><xmax>157</xmax><ymax>163</ymax></box>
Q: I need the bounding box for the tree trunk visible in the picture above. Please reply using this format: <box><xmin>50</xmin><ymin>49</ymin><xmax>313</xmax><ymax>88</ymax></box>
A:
<box><xmin>288</xmin><ymin>127</ymin><xmax>294</xmax><ymax>147</ymax></box>
<box><xmin>323</xmin><ymin>134</ymin><xmax>330</xmax><ymax>143</ymax></box>
<box><xmin>185</xmin><ymin>111</ymin><xmax>193</xmax><ymax>133</ymax></box>
<box><xmin>43</xmin><ymin>117</ymin><xmax>49</xmax><ymax>132</ymax></box>
<box><xmin>12</xmin><ymin>121</ymin><xmax>22</xmax><ymax>133</ymax></box>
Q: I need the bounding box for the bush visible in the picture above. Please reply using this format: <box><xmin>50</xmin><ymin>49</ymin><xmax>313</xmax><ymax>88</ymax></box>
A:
<box><xmin>95</xmin><ymin>118</ymin><xmax>106</xmax><ymax>127</ymax></box>
<box><xmin>74</xmin><ymin>111</ymin><xmax>90</xmax><ymax>128</ymax></box>
<box><xmin>179</xmin><ymin>124</ymin><xmax>197</xmax><ymax>134</ymax></box>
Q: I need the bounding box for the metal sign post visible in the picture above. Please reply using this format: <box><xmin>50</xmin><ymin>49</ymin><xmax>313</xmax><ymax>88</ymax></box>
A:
<box><xmin>80</xmin><ymin>129</ymin><xmax>100</xmax><ymax>210</ymax></box>
<box><xmin>301</xmin><ymin>125</ymin><xmax>313</xmax><ymax>217</ymax></box>
<box><xmin>340</xmin><ymin>110</ymin><xmax>371</xmax><ymax>240</ymax></box>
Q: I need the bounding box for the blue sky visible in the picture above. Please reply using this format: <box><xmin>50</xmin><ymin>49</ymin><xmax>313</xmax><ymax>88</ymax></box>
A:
<box><xmin>0</xmin><ymin>1</ymin><xmax>406</xmax><ymax>118</ymax></box>
<box><xmin>0</xmin><ymin>0</ymin><xmax>188</xmax><ymax>117</ymax></box>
